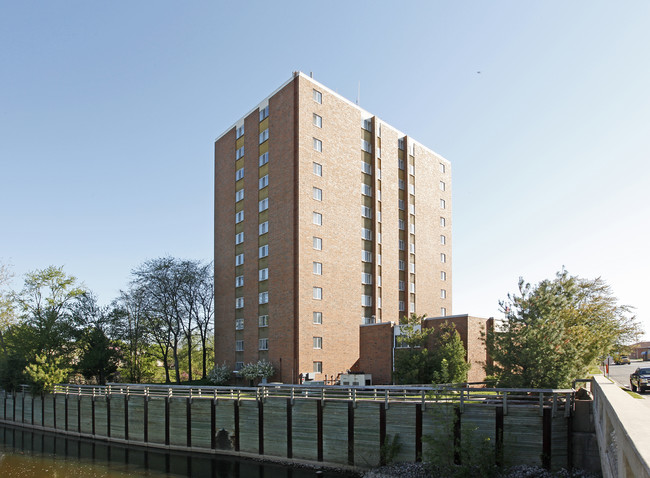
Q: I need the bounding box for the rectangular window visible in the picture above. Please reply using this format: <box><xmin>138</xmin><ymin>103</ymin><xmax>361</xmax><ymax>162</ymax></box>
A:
<box><xmin>362</xmin><ymin>295</ymin><xmax>372</xmax><ymax>307</ymax></box>
<box><xmin>440</xmin><ymin>217</ymin><xmax>446</xmax><ymax>227</ymax></box>
<box><xmin>313</xmin><ymin>187</ymin><xmax>322</xmax><ymax>201</ymax></box>
<box><xmin>398</xmin><ymin>179</ymin><xmax>404</xmax><ymax>190</ymax></box>
<box><xmin>259</xmin><ymin>105</ymin><xmax>269</xmax><ymax>121</ymax></box>
<box><xmin>361</xmin><ymin>184</ymin><xmax>372</xmax><ymax>197</ymax></box>
<box><xmin>313</xmin><ymin>237</ymin><xmax>322</xmax><ymax>250</ymax></box>
<box><xmin>259</xmin><ymin>221</ymin><xmax>269</xmax><ymax>235</ymax></box>
<box><xmin>440</xmin><ymin>199</ymin><xmax>446</xmax><ymax>209</ymax></box>
<box><xmin>361</xmin><ymin>162</ymin><xmax>372</xmax><ymax>175</ymax></box>
<box><xmin>399</xmin><ymin>240</ymin><xmax>405</xmax><ymax>250</ymax></box>
<box><xmin>409</xmin><ymin>243</ymin><xmax>415</xmax><ymax>254</ymax></box>
<box><xmin>409</xmin><ymin>223</ymin><xmax>415</xmax><ymax>234</ymax></box>
<box><xmin>362</xmin><ymin>118</ymin><xmax>372</xmax><ymax>132</ymax></box>
<box><xmin>313</xmin><ymin>113</ymin><xmax>322</xmax><ymax>128</ymax></box>
<box><xmin>259</xmin><ymin>245</ymin><xmax>269</xmax><ymax>258</ymax></box>
<box><xmin>259</xmin><ymin>315</ymin><xmax>269</xmax><ymax>327</ymax></box>
<box><xmin>259</xmin><ymin>268</ymin><xmax>268</xmax><ymax>281</ymax></box>
<box><xmin>235</xmin><ymin>297</ymin><xmax>244</xmax><ymax>309</ymax></box>
<box><xmin>235</xmin><ymin>340</ymin><xmax>244</xmax><ymax>351</ymax></box>
<box><xmin>409</xmin><ymin>165</ymin><xmax>415</xmax><ymax>175</ymax></box>
<box><xmin>235</xmin><ymin>232</ymin><xmax>244</xmax><ymax>245</ymax></box>
<box><xmin>409</xmin><ymin>263</ymin><xmax>415</xmax><ymax>273</ymax></box>
<box><xmin>313</xmin><ymin>138</ymin><xmax>322</xmax><ymax>152</ymax></box>
<box><xmin>236</xmin><ymin>167</ymin><xmax>244</xmax><ymax>181</ymax></box>
<box><xmin>236</xmin><ymin>146</ymin><xmax>245</xmax><ymax>160</ymax></box>
<box><xmin>236</xmin><ymin>125</ymin><xmax>245</xmax><ymax>139</ymax></box>
<box><xmin>235</xmin><ymin>275</ymin><xmax>244</xmax><ymax>287</ymax></box>
<box><xmin>362</xmin><ymin>273</ymin><xmax>372</xmax><ymax>285</ymax></box>
<box><xmin>235</xmin><ymin>189</ymin><xmax>244</xmax><ymax>202</ymax></box>
<box><xmin>409</xmin><ymin>204</ymin><xmax>415</xmax><ymax>215</ymax></box>
<box><xmin>313</xmin><ymin>287</ymin><xmax>322</xmax><ymax>300</ymax></box>
<box><xmin>235</xmin><ymin>318</ymin><xmax>244</xmax><ymax>330</ymax></box>
<box><xmin>441</xmin><ymin>289</ymin><xmax>447</xmax><ymax>299</ymax></box>
<box><xmin>313</xmin><ymin>162</ymin><xmax>322</xmax><ymax>176</ymax></box>
<box><xmin>398</xmin><ymin>219</ymin><xmax>405</xmax><ymax>230</ymax></box>
<box><xmin>362</xmin><ymin>250</ymin><xmax>373</xmax><ymax>263</ymax></box>
<box><xmin>313</xmin><ymin>312</ymin><xmax>322</xmax><ymax>324</ymax></box>
<box><xmin>440</xmin><ymin>163</ymin><xmax>446</xmax><ymax>173</ymax></box>
<box><xmin>235</xmin><ymin>253</ymin><xmax>244</xmax><ymax>266</ymax></box>
<box><xmin>398</xmin><ymin>301</ymin><xmax>405</xmax><ymax>311</ymax></box>
<box><xmin>235</xmin><ymin>361</ymin><xmax>243</xmax><ymax>371</ymax></box>
<box><xmin>410</xmin><ymin>282</ymin><xmax>416</xmax><ymax>293</ymax></box>
<box><xmin>361</xmin><ymin>139</ymin><xmax>372</xmax><ymax>153</ymax></box>
<box><xmin>410</xmin><ymin>302</ymin><xmax>416</xmax><ymax>313</ymax></box>
<box><xmin>259</xmin><ymin>152</ymin><xmax>269</xmax><ymax>166</ymax></box>
<box><xmin>398</xmin><ymin>159</ymin><xmax>405</xmax><ymax>170</ymax></box>
<box><xmin>313</xmin><ymin>361</ymin><xmax>322</xmax><ymax>373</ymax></box>
<box><xmin>440</xmin><ymin>181</ymin><xmax>446</xmax><ymax>191</ymax></box>
<box><xmin>259</xmin><ymin>175</ymin><xmax>269</xmax><ymax>189</ymax></box>
<box><xmin>441</xmin><ymin>271</ymin><xmax>447</xmax><ymax>281</ymax></box>
<box><xmin>441</xmin><ymin>253</ymin><xmax>447</xmax><ymax>263</ymax></box>
<box><xmin>362</xmin><ymin>228</ymin><xmax>372</xmax><ymax>240</ymax></box>
<box><xmin>259</xmin><ymin>129</ymin><xmax>269</xmax><ymax>144</ymax></box>
<box><xmin>398</xmin><ymin>138</ymin><xmax>405</xmax><ymax>150</ymax></box>
<box><xmin>313</xmin><ymin>89</ymin><xmax>322</xmax><ymax>103</ymax></box>
<box><xmin>259</xmin><ymin>338</ymin><xmax>268</xmax><ymax>350</ymax></box>
<box><xmin>399</xmin><ymin>280</ymin><xmax>405</xmax><ymax>291</ymax></box>
<box><xmin>361</xmin><ymin>206</ymin><xmax>372</xmax><ymax>218</ymax></box>
<box><xmin>313</xmin><ymin>337</ymin><xmax>322</xmax><ymax>349</ymax></box>
<box><xmin>409</xmin><ymin>184</ymin><xmax>415</xmax><ymax>195</ymax></box>
<box><xmin>398</xmin><ymin>199</ymin><xmax>405</xmax><ymax>210</ymax></box>
<box><xmin>441</xmin><ymin>307</ymin><xmax>447</xmax><ymax>316</ymax></box>
<box><xmin>313</xmin><ymin>262</ymin><xmax>322</xmax><ymax>275</ymax></box>
<box><xmin>259</xmin><ymin>198</ymin><xmax>269</xmax><ymax>212</ymax></box>
<box><xmin>312</xmin><ymin>212</ymin><xmax>322</xmax><ymax>225</ymax></box>
<box><xmin>440</xmin><ymin>235</ymin><xmax>446</xmax><ymax>245</ymax></box>
<box><xmin>259</xmin><ymin>291</ymin><xmax>269</xmax><ymax>304</ymax></box>
<box><xmin>398</xmin><ymin>260</ymin><xmax>405</xmax><ymax>271</ymax></box>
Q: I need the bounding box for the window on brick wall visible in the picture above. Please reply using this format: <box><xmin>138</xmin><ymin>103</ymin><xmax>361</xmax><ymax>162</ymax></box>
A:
<box><xmin>235</xmin><ymin>232</ymin><xmax>244</xmax><ymax>245</ymax></box>
<box><xmin>259</xmin><ymin>105</ymin><xmax>269</xmax><ymax>121</ymax></box>
<box><xmin>313</xmin><ymin>337</ymin><xmax>322</xmax><ymax>349</ymax></box>
<box><xmin>313</xmin><ymin>89</ymin><xmax>322</xmax><ymax>103</ymax></box>
<box><xmin>313</xmin><ymin>312</ymin><xmax>322</xmax><ymax>324</ymax></box>
<box><xmin>259</xmin><ymin>152</ymin><xmax>269</xmax><ymax>166</ymax></box>
<box><xmin>313</xmin><ymin>187</ymin><xmax>322</xmax><ymax>201</ymax></box>
<box><xmin>259</xmin><ymin>315</ymin><xmax>269</xmax><ymax>327</ymax></box>
<box><xmin>313</xmin><ymin>162</ymin><xmax>322</xmax><ymax>176</ymax></box>
<box><xmin>259</xmin><ymin>175</ymin><xmax>269</xmax><ymax>189</ymax></box>
<box><xmin>313</xmin><ymin>113</ymin><xmax>322</xmax><ymax>128</ymax></box>
<box><xmin>259</xmin><ymin>268</ymin><xmax>268</xmax><ymax>281</ymax></box>
<box><xmin>313</xmin><ymin>361</ymin><xmax>322</xmax><ymax>373</ymax></box>
<box><xmin>313</xmin><ymin>212</ymin><xmax>322</xmax><ymax>226</ymax></box>
<box><xmin>236</xmin><ymin>167</ymin><xmax>244</xmax><ymax>181</ymax></box>
<box><xmin>313</xmin><ymin>138</ymin><xmax>322</xmax><ymax>152</ymax></box>
<box><xmin>259</xmin><ymin>221</ymin><xmax>268</xmax><ymax>235</ymax></box>
<box><xmin>313</xmin><ymin>287</ymin><xmax>322</xmax><ymax>300</ymax></box>
<box><xmin>236</xmin><ymin>125</ymin><xmax>245</xmax><ymax>139</ymax></box>
<box><xmin>235</xmin><ymin>189</ymin><xmax>244</xmax><ymax>202</ymax></box>
<box><xmin>259</xmin><ymin>338</ymin><xmax>268</xmax><ymax>350</ymax></box>
<box><xmin>313</xmin><ymin>237</ymin><xmax>322</xmax><ymax>250</ymax></box>
<box><xmin>313</xmin><ymin>262</ymin><xmax>322</xmax><ymax>275</ymax></box>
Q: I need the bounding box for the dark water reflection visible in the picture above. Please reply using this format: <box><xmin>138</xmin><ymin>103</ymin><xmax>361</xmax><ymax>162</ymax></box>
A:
<box><xmin>0</xmin><ymin>425</ymin><xmax>358</xmax><ymax>478</ymax></box>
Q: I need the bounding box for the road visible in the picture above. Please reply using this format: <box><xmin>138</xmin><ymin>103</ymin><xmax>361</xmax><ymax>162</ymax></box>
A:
<box><xmin>603</xmin><ymin>360</ymin><xmax>650</xmax><ymax>410</ymax></box>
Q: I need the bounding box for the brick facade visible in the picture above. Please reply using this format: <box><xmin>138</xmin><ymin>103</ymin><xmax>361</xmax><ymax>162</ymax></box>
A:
<box><xmin>215</xmin><ymin>72</ymin><xmax>452</xmax><ymax>384</ymax></box>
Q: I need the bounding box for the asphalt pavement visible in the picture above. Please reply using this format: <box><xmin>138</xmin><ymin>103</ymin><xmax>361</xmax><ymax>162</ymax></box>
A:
<box><xmin>602</xmin><ymin>360</ymin><xmax>650</xmax><ymax>410</ymax></box>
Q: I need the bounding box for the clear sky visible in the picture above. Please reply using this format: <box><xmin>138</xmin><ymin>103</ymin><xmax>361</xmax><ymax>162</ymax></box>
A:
<box><xmin>1</xmin><ymin>1</ymin><xmax>649</xmax><ymax>340</ymax></box>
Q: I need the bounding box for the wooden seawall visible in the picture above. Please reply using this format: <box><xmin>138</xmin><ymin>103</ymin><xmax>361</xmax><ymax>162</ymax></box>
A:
<box><xmin>0</xmin><ymin>384</ymin><xmax>575</xmax><ymax>470</ymax></box>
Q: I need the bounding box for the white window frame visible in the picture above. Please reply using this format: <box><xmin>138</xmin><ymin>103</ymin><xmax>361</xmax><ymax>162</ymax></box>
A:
<box><xmin>236</xmin><ymin>146</ymin><xmax>245</xmax><ymax>160</ymax></box>
<box><xmin>313</xmin><ymin>361</ymin><xmax>322</xmax><ymax>373</ymax></box>
<box><xmin>440</xmin><ymin>199</ymin><xmax>446</xmax><ymax>209</ymax></box>
<box><xmin>259</xmin><ymin>128</ymin><xmax>269</xmax><ymax>144</ymax></box>
<box><xmin>313</xmin><ymin>287</ymin><xmax>323</xmax><ymax>300</ymax></box>
<box><xmin>313</xmin><ymin>262</ymin><xmax>322</xmax><ymax>275</ymax></box>
<box><xmin>313</xmin><ymin>337</ymin><xmax>322</xmax><ymax>349</ymax></box>
<box><xmin>259</xmin><ymin>268</ymin><xmax>269</xmax><ymax>281</ymax></box>
<box><xmin>361</xmin><ymin>206</ymin><xmax>372</xmax><ymax>218</ymax></box>
<box><xmin>313</xmin><ymin>138</ymin><xmax>322</xmax><ymax>152</ymax></box>
<box><xmin>362</xmin><ymin>273</ymin><xmax>372</xmax><ymax>285</ymax></box>
<box><xmin>362</xmin><ymin>228</ymin><xmax>372</xmax><ymax>241</ymax></box>
<box><xmin>235</xmin><ymin>340</ymin><xmax>244</xmax><ymax>351</ymax></box>
<box><xmin>235</xmin><ymin>232</ymin><xmax>244</xmax><ymax>245</ymax></box>
<box><xmin>441</xmin><ymin>289</ymin><xmax>447</xmax><ymax>299</ymax></box>
<box><xmin>235</xmin><ymin>297</ymin><xmax>244</xmax><ymax>309</ymax></box>
<box><xmin>362</xmin><ymin>184</ymin><xmax>372</xmax><ymax>197</ymax></box>
<box><xmin>235</xmin><ymin>253</ymin><xmax>244</xmax><ymax>266</ymax></box>
<box><xmin>441</xmin><ymin>253</ymin><xmax>447</xmax><ymax>263</ymax></box>
<box><xmin>361</xmin><ymin>139</ymin><xmax>372</xmax><ymax>153</ymax></box>
<box><xmin>259</xmin><ymin>338</ymin><xmax>268</xmax><ymax>351</ymax></box>
<box><xmin>440</xmin><ymin>217</ymin><xmax>446</xmax><ymax>227</ymax></box>
<box><xmin>313</xmin><ymin>89</ymin><xmax>322</xmax><ymax>104</ymax></box>
<box><xmin>398</xmin><ymin>260</ymin><xmax>405</xmax><ymax>271</ymax></box>
<box><xmin>313</xmin><ymin>212</ymin><xmax>322</xmax><ymax>225</ymax></box>
<box><xmin>259</xmin><ymin>315</ymin><xmax>269</xmax><ymax>327</ymax></box>
<box><xmin>441</xmin><ymin>271</ymin><xmax>447</xmax><ymax>281</ymax></box>
<box><xmin>259</xmin><ymin>152</ymin><xmax>269</xmax><ymax>166</ymax></box>
<box><xmin>313</xmin><ymin>187</ymin><xmax>322</xmax><ymax>201</ymax></box>
<box><xmin>259</xmin><ymin>105</ymin><xmax>269</xmax><ymax>121</ymax></box>
<box><xmin>235</xmin><ymin>275</ymin><xmax>244</xmax><ymax>288</ymax></box>
<box><xmin>440</xmin><ymin>181</ymin><xmax>446</xmax><ymax>191</ymax></box>
<box><xmin>361</xmin><ymin>162</ymin><xmax>372</xmax><ymax>175</ymax></box>
<box><xmin>259</xmin><ymin>291</ymin><xmax>269</xmax><ymax>304</ymax></box>
<box><xmin>313</xmin><ymin>312</ymin><xmax>322</xmax><ymax>324</ymax></box>
<box><xmin>235</xmin><ymin>189</ymin><xmax>244</xmax><ymax>202</ymax></box>
<box><xmin>441</xmin><ymin>307</ymin><xmax>447</xmax><ymax>316</ymax></box>
<box><xmin>259</xmin><ymin>221</ymin><xmax>269</xmax><ymax>235</ymax></box>
<box><xmin>362</xmin><ymin>295</ymin><xmax>372</xmax><ymax>307</ymax></box>
<box><xmin>441</xmin><ymin>235</ymin><xmax>446</xmax><ymax>245</ymax></box>
<box><xmin>236</xmin><ymin>167</ymin><xmax>244</xmax><ymax>181</ymax></box>
<box><xmin>236</xmin><ymin>125</ymin><xmax>245</xmax><ymax>139</ymax></box>
<box><xmin>313</xmin><ymin>162</ymin><xmax>322</xmax><ymax>176</ymax></box>
<box><xmin>313</xmin><ymin>237</ymin><xmax>322</xmax><ymax>250</ymax></box>
<box><xmin>259</xmin><ymin>244</ymin><xmax>269</xmax><ymax>258</ymax></box>
<box><xmin>313</xmin><ymin>113</ymin><xmax>322</xmax><ymax>128</ymax></box>
<box><xmin>362</xmin><ymin>250</ymin><xmax>373</xmax><ymax>263</ymax></box>
<box><xmin>259</xmin><ymin>198</ymin><xmax>269</xmax><ymax>212</ymax></box>
<box><xmin>235</xmin><ymin>318</ymin><xmax>244</xmax><ymax>330</ymax></box>
<box><xmin>259</xmin><ymin>175</ymin><xmax>269</xmax><ymax>190</ymax></box>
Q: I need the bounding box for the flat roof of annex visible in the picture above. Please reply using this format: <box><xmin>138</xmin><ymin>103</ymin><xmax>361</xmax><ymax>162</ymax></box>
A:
<box><xmin>214</xmin><ymin>71</ymin><xmax>449</xmax><ymax>165</ymax></box>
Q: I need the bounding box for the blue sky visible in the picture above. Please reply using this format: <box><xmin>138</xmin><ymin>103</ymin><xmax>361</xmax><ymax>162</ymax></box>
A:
<box><xmin>1</xmin><ymin>1</ymin><xmax>649</xmax><ymax>340</ymax></box>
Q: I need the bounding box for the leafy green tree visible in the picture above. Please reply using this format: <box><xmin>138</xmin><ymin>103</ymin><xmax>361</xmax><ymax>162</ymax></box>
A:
<box><xmin>0</xmin><ymin>262</ymin><xmax>15</xmax><ymax>360</ymax></box>
<box><xmin>485</xmin><ymin>269</ymin><xmax>641</xmax><ymax>388</ymax></box>
<box><xmin>240</xmin><ymin>360</ymin><xmax>275</xmax><ymax>384</ymax></box>
<box><xmin>24</xmin><ymin>354</ymin><xmax>70</xmax><ymax>393</ymax></box>
<box><xmin>393</xmin><ymin>314</ymin><xmax>469</xmax><ymax>385</ymax></box>
<box><xmin>76</xmin><ymin>326</ymin><xmax>121</xmax><ymax>385</ymax></box>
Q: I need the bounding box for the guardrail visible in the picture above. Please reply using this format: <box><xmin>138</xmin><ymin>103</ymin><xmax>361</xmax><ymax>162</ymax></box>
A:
<box><xmin>46</xmin><ymin>382</ymin><xmax>574</xmax><ymax>415</ymax></box>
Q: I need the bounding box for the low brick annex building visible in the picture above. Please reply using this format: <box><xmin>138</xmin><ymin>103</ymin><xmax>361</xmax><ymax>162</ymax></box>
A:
<box><xmin>358</xmin><ymin>314</ymin><xmax>492</xmax><ymax>385</ymax></box>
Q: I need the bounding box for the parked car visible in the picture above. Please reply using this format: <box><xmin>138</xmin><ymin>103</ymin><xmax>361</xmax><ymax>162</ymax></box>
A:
<box><xmin>630</xmin><ymin>367</ymin><xmax>650</xmax><ymax>393</ymax></box>
<box><xmin>620</xmin><ymin>355</ymin><xmax>630</xmax><ymax>365</ymax></box>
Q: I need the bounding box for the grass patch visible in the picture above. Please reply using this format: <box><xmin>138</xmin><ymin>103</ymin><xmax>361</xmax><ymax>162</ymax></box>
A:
<box><xmin>622</xmin><ymin>388</ymin><xmax>643</xmax><ymax>399</ymax></box>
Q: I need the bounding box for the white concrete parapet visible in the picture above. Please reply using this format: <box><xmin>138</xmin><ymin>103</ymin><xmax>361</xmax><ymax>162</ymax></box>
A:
<box><xmin>592</xmin><ymin>375</ymin><xmax>650</xmax><ymax>477</ymax></box>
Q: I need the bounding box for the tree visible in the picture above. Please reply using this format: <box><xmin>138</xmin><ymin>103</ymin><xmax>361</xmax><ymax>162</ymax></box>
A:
<box><xmin>240</xmin><ymin>360</ymin><xmax>275</xmax><ymax>384</ymax></box>
<box><xmin>0</xmin><ymin>262</ymin><xmax>15</xmax><ymax>360</ymax></box>
<box><xmin>485</xmin><ymin>269</ymin><xmax>641</xmax><ymax>389</ymax></box>
<box><xmin>393</xmin><ymin>314</ymin><xmax>469</xmax><ymax>385</ymax></box>
<box><xmin>24</xmin><ymin>354</ymin><xmax>70</xmax><ymax>393</ymax></box>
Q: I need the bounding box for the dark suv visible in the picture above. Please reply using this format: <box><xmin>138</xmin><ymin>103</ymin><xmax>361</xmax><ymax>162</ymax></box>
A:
<box><xmin>630</xmin><ymin>367</ymin><xmax>650</xmax><ymax>393</ymax></box>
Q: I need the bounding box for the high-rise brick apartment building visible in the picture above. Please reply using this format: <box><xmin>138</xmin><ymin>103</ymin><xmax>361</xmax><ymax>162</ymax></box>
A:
<box><xmin>214</xmin><ymin>72</ymin><xmax>451</xmax><ymax>384</ymax></box>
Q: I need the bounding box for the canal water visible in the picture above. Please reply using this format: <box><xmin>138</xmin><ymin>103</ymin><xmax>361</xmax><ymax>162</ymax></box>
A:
<box><xmin>0</xmin><ymin>424</ymin><xmax>359</xmax><ymax>477</ymax></box>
